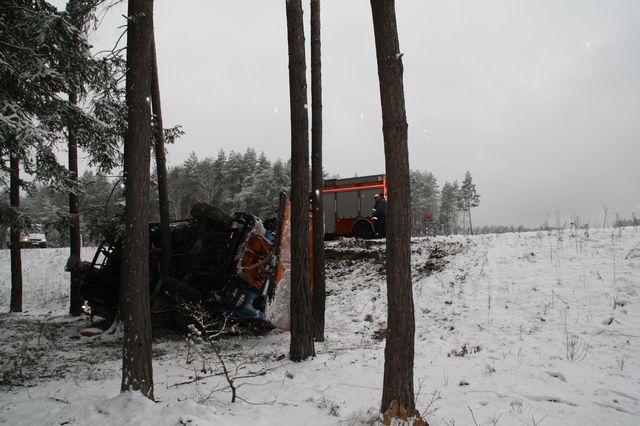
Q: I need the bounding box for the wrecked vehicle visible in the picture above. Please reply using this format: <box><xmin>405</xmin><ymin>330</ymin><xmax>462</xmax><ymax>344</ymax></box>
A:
<box><xmin>68</xmin><ymin>200</ymin><xmax>290</xmax><ymax>330</ymax></box>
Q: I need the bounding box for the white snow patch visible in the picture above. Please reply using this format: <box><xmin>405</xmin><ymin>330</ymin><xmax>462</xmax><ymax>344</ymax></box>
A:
<box><xmin>1</xmin><ymin>228</ymin><xmax>639</xmax><ymax>425</ymax></box>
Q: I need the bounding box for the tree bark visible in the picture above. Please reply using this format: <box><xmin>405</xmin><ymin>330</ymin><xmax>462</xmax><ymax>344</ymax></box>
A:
<box><xmin>9</xmin><ymin>153</ymin><xmax>22</xmax><ymax>313</ymax></box>
<box><xmin>121</xmin><ymin>0</ymin><xmax>154</xmax><ymax>400</ymax></box>
<box><xmin>370</xmin><ymin>0</ymin><xmax>416</xmax><ymax>415</ymax></box>
<box><xmin>286</xmin><ymin>0</ymin><xmax>315</xmax><ymax>361</ymax></box>
<box><xmin>150</xmin><ymin>25</ymin><xmax>171</xmax><ymax>280</ymax></box>
<box><xmin>0</xmin><ymin>226</ymin><xmax>7</xmax><ymax>250</ymax></box>
<box><xmin>68</xmin><ymin>90</ymin><xmax>83</xmax><ymax>316</ymax></box>
<box><xmin>310</xmin><ymin>0</ymin><xmax>326</xmax><ymax>342</ymax></box>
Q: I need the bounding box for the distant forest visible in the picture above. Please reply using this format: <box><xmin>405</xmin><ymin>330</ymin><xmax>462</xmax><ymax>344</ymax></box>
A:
<box><xmin>154</xmin><ymin>149</ymin><xmax>481</xmax><ymax>237</ymax></box>
<box><xmin>3</xmin><ymin>148</ymin><xmax>635</xmax><ymax>247</ymax></box>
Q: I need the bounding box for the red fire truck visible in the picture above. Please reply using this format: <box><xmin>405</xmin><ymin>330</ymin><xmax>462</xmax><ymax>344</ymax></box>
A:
<box><xmin>322</xmin><ymin>174</ymin><xmax>386</xmax><ymax>239</ymax></box>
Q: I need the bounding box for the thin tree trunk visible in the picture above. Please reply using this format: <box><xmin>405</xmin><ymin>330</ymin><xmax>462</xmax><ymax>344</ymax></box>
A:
<box><xmin>68</xmin><ymin>90</ymin><xmax>83</xmax><ymax>316</ymax></box>
<box><xmin>121</xmin><ymin>0</ymin><xmax>154</xmax><ymax>400</ymax></box>
<box><xmin>286</xmin><ymin>0</ymin><xmax>315</xmax><ymax>361</ymax></box>
<box><xmin>468</xmin><ymin>207</ymin><xmax>473</xmax><ymax>236</ymax></box>
<box><xmin>9</xmin><ymin>153</ymin><xmax>22</xmax><ymax>313</ymax></box>
<box><xmin>310</xmin><ymin>0</ymin><xmax>326</xmax><ymax>343</ymax></box>
<box><xmin>150</xmin><ymin>28</ymin><xmax>171</xmax><ymax>280</ymax></box>
<box><xmin>0</xmin><ymin>226</ymin><xmax>7</xmax><ymax>250</ymax></box>
<box><xmin>370</xmin><ymin>0</ymin><xmax>416</xmax><ymax>416</ymax></box>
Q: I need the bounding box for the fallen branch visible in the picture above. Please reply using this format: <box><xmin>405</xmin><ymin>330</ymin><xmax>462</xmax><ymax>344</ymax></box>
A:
<box><xmin>168</xmin><ymin>359</ymin><xmax>292</xmax><ymax>389</ymax></box>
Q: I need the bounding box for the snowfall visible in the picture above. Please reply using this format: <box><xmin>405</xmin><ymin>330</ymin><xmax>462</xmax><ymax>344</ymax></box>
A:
<box><xmin>1</xmin><ymin>227</ymin><xmax>639</xmax><ymax>425</ymax></box>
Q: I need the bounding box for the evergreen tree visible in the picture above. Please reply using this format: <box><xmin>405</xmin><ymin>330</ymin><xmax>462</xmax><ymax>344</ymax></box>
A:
<box><xmin>257</xmin><ymin>151</ymin><xmax>271</xmax><ymax>170</ymax></box>
<box><xmin>198</xmin><ymin>156</ymin><xmax>223</xmax><ymax>204</ymax></box>
<box><xmin>167</xmin><ymin>166</ymin><xmax>187</xmax><ymax>219</ymax></box>
<box><xmin>241</xmin><ymin>148</ymin><xmax>258</xmax><ymax>176</ymax></box>
<box><xmin>271</xmin><ymin>159</ymin><xmax>291</xmax><ymax>200</ymax></box>
<box><xmin>439</xmin><ymin>181</ymin><xmax>459</xmax><ymax>235</ymax></box>
<box><xmin>370</xmin><ymin>0</ymin><xmax>416</xmax><ymax>415</ymax></box>
<box><xmin>120</xmin><ymin>0</ymin><xmax>154</xmax><ymax>400</ymax></box>
<box><xmin>220</xmin><ymin>150</ymin><xmax>244</xmax><ymax>212</ymax></box>
<box><xmin>79</xmin><ymin>171</ymin><xmax>124</xmax><ymax>243</ymax></box>
<box><xmin>459</xmin><ymin>171</ymin><xmax>480</xmax><ymax>235</ymax></box>
<box><xmin>0</xmin><ymin>185</ymin><xmax>8</xmax><ymax>248</ymax></box>
<box><xmin>231</xmin><ymin>149</ymin><xmax>259</xmax><ymax>211</ymax></box>
<box><xmin>148</xmin><ymin>171</ymin><xmax>160</xmax><ymax>221</ymax></box>
<box><xmin>286</xmin><ymin>0</ymin><xmax>315</xmax><ymax>362</ymax></box>
<box><xmin>182</xmin><ymin>152</ymin><xmax>203</xmax><ymax>209</ymax></box>
<box><xmin>9</xmin><ymin>154</ymin><xmax>22</xmax><ymax>312</ymax></box>
<box><xmin>310</xmin><ymin>0</ymin><xmax>326</xmax><ymax>342</ymax></box>
<box><xmin>410</xmin><ymin>170</ymin><xmax>439</xmax><ymax>236</ymax></box>
<box><xmin>150</xmin><ymin>21</ymin><xmax>171</xmax><ymax>280</ymax></box>
<box><xmin>1</xmin><ymin>0</ymin><xmax>122</xmax><ymax>312</ymax></box>
<box><xmin>162</xmin><ymin>150</ymin><xmax>291</xmax><ymax>221</ymax></box>
<box><xmin>66</xmin><ymin>0</ymin><xmax>88</xmax><ymax>317</ymax></box>
<box><xmin>1</xmin><ymin>0</ymin><xmax>121</xmax><ymax>188</ymax></box>
<box><xmin>238</xmin><ymin>167</ymin><xmax>274</xmax><ymax>217</ymax></box>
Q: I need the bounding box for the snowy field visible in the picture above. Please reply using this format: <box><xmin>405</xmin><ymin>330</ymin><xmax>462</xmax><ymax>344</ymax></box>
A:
<box><xmin>1</xmin><ymin>228</ymin><xmax>639</xmax><ymax>425</ymax></box>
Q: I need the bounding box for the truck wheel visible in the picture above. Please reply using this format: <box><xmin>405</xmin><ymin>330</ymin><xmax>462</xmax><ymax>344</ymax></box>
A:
<box><xmin>190</xmin><ymin>202</ymin><xmax>233</xmax><ymax>230</ymax></box>
<box><xmin>352</xmin><ymin>220</ymin><xmax>375</xmax><ymax>239</ymax></box>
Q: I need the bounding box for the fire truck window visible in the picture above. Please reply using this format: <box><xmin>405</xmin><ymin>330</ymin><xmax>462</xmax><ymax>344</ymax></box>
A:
<box><xmin>323</xmin><ymin>192</ymin><xmax>336</xmax><ymax>233</ymax></box>
<box><xmin>336</xmin><ymin>191</ymin><xmax>358</xmax><ymax>218</ymax></box>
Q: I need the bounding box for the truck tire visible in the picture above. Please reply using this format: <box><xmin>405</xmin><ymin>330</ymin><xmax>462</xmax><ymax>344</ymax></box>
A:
<box><xmin>190</xmin><ymin>202</ymin><xmax>233</xmax><ymax>230</ymax></box>
<box><xmin>352</xmin><ymin>219</ymin><xmax>375</xmax><ymax>239</ymax></box>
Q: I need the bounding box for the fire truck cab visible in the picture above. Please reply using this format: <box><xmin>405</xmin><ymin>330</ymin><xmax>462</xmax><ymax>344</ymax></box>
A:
<box><xmin>322</xmin><ymin>174</ymin><xmax>386</xmax><ymax>239</ymax></box>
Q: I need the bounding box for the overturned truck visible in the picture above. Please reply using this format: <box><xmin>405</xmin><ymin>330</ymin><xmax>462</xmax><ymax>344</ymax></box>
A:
<box><xmin>68</xmin><ymin>199</ymin><xmax>291</xmax><ymax>331</ymax></box>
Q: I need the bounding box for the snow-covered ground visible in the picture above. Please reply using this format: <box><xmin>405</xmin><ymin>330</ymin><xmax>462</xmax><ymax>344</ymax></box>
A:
<box><xmin>1</xmin><ymin>228</ymin><xmax>639</xmax><ymax>425</ymax></box>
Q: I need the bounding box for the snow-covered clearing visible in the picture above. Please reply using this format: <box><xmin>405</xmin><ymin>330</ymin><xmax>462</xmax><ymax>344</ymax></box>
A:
<box><xmin>1</xmin><ymin>228</ymin><xmax>639</xmax><ymax>425</ymax></box>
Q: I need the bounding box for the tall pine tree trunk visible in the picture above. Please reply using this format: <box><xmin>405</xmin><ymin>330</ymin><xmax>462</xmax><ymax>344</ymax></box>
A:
<box><xmin>286</xmin><ymin>0</ymin><xmax>315</xmax><ymax>361</ymax></box>
<box><xmin>150</xmin><ymin>25</ymin><xmax>171</xmax><ymax>280</ymax></box>
<box><xmin>9</xmin><ymin>153</ymin><xmax>22</xmax><ymax>313</ymax></box>
<box><xmin>68</xmin><ymin>90</ymin><xmax>83</xmax><ymax>316</ymax></box>
<box><xmin>370</xmin><ymin>0</ymin><xmax>416</xmax><ymax>415</ymax></box>
<box><xmin>66</xmin><ymin>0</ymin><xmax>87</xmax><ymax>317</ymax></box>
<box><xmin>310</xmin><ymin>0</ymin><xmax>326</xmax><ymax>342</ymax></box>
<box><xmin>121</xmin><ymin>0</ymin><xmax>154</xmax><ymax>400</ymax></box>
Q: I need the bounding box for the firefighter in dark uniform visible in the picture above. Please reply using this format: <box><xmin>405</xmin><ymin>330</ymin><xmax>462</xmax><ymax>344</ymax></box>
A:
<box><xmin>372</xmin><ymin>193</ymin><xmax>387</xmax><ymax>238</ymax></box>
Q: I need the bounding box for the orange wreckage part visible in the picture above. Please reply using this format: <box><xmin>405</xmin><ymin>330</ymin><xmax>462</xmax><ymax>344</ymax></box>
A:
<box><xmin>238</xmin><ymin>234</ymin><xmax>273</xmax><ymax>289</ymax></box>
<box><xmin>267</xmin><ymin>196</ymin><xmax>315</xmax><ymax>332</ymax></box>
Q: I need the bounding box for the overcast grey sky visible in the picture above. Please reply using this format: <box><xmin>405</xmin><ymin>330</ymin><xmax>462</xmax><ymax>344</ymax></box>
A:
<box><xmin>65</xmin><ymin>0</ymin><xmax>640</xmax><ymax>228</ymax></box>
